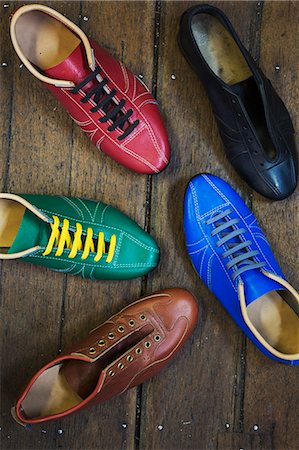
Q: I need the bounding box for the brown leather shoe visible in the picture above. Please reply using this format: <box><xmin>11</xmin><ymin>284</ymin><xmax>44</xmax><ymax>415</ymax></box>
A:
<box><xmin>12</xmin><ymin>288</ymin><xmax>198</xmax><ymax>425</ymax></box>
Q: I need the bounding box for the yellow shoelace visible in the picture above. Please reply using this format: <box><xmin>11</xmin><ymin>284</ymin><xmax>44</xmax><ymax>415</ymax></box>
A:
<box><xmin>43</xmin><ymin>216</ymin><xmax>116</xmax><ymax>263</ymax></box>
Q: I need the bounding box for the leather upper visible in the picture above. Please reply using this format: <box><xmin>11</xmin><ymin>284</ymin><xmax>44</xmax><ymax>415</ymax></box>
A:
<box><xmin>179</xmin><ymin>4</ymin><xmax>298</xmax><ymax>200</ymax></box>
<box><xmin>10</xmin><ymin>4</ymin><xmax>170</xmax><ymax>174</ymax></box>
<box><xmin>14</xmin><ymin>288</ymin><xmax>198</xmax><ymax>424</ymax></box>
<box><xmin>46</xmin><ymin>39</ymin><xmax>170</xmax><ymax>174</ymax></box>
<box><xmin>184</xmin><ymin>174</ymin><xmax>298</xmax><ymax>365</ymax></box>
<box><xmin>9</xmin><ymin>194</ymin><xmax>160</xmax><ymax>280</ymax></box>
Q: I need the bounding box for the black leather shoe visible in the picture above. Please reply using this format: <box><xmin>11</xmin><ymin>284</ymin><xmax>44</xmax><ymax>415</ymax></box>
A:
<box><xmin>178</xmin><ymin>4</ymin><xmax>298</xmax><ymax>200</ymax></box>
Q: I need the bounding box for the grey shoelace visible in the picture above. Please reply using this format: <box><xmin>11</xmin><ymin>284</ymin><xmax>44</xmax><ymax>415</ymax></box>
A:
<box><xmin>206</xmin><ymin>209</ymin><xmax>266</xmax><ymax>280</ymax></box>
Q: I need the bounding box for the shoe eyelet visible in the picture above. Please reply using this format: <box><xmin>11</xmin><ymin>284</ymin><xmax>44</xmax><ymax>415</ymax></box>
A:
<box><xmin>145</xmin><ymin>341</ymin><xmax>151</xmax><ymax>348</ymax></box>
<box><xmin>129</xmin><ymin>320</ymin><xmax>135</xmax><ymax>327</ymax></box>
<box><xmin>136</xmin><ymin>348</ymin><xmax>142</xmax><ymax>355</ymax></box>
<box><xmin>127</xmin><ymin>355</ymin><xmax>133</xmax><ymax>362</ymax></box>
<box><xmin>140</xmin><ymin>314</ymin><xmax>146</xmax><ymax>320</ymax></box>
<box><xmin>237</xmin><ymin>112</ymin><xmax>242</xmax><ymax>118</ymax></box>
<box><xmin>108</xmin><ymin>370</ymin><xmax>115</xmax><ymax>377</ymax></box>
<box><xmin>253</xmin><ymin>150</ymin><xmax>258</xmax><ymax>154</ymax></box>
<box><xmin>242</xmin><ymin>125</ymin><xmax>248</xmax><ymax>130</ymax></box>
<box><xmin>248</xmin><ymin>138</ymin><xmax>253</xmax><ymax>143</ymax></box>
<box><xmin>231</xmin><ymin>98</ymin><xmax>236</xmax><ymax>104</ymax></box>
<box><xmin>108</xmin><ymin>332</ymin><xmax>115</xmax><ymax>339</ymax></box>
<box><xmin>118</xmin><ymin>363</ymin><xmax>124</xmax><ymax>369</ymax></box>
<box><xmin>260</xmin><ymin>162</ymin><xmax>264</xmax><ymax>167</ymax></box>
<box><xmin>154</xmin><ymin>335</ymin><xmax>161</xmax><ymax>342</ymax></box>
<box><xmin>89</xmin><ymin>347</ymin><xmax>96</xmax><ymax>355</ymax></box>
<box><xmin>118</xmin><ymin>325</ymin><xmax>125</xmax><ymax>333</ymax></box>
<box><xmin>98</xmin><ymin>339</ymin><xmax>106</xmax><ymax>346</ymax></box>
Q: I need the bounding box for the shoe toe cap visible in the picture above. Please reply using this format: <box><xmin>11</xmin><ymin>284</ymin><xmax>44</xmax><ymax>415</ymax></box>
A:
<box><xmin>262</xmin><ymin>157</ymin><xmax>298</xmax><ymax>200</ymax></box>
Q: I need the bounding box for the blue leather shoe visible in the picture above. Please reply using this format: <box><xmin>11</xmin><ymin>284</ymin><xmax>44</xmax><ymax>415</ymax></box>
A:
<box><xmin>184</xmin><ymin>173</ymin><xmax>299</xmax><ymax>365</ymax></box>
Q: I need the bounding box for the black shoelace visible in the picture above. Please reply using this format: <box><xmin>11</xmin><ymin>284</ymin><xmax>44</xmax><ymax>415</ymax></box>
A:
<box><xmin>71</xmin><ymin>66</ymin><xmax>139</xmax><ymax>140</ymax></box>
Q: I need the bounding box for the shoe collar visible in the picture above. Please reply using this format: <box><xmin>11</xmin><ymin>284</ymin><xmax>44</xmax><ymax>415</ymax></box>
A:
<box><xmin>184</xmin><ymin>4</ymin><xmax>265</xmax><ymax>90</ymax></box>
<box><xmin>0</xmin><ymin>193</ymin><xmax>50</xmax><ymax>259</ymax></box>
<box><xmin>10</xmin><ymin>3</ymin><xmax>95</xmax><ymax>88</ymax></box>
<box><xmin>238</xmin><ymin>270</ymin><xmax>299</xmax><ymax>362</ymax></box>
<box><xmin>12</xmin><ymin>353</ymin><xmax>107</xmax><ymax>426</ymax></box>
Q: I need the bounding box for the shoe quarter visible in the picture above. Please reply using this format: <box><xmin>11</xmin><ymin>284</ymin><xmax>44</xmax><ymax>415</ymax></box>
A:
<box><xmin>244</xmin><ymin>212</ymin><xmax>284</xmax><ymax>278</ymax></box>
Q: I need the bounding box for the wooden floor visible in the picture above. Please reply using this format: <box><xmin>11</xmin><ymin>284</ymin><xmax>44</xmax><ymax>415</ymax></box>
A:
<box><xmin>0</xmin><ymin>1</ymin><xmax>298</xmax><ymax>449</ymax></box>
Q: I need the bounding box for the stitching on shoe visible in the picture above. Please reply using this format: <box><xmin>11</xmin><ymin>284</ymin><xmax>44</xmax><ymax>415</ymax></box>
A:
<box><xmin>139</xmin><ymin>99</ymin><xmax>159</xmax><ymax>109</ymax></box>
<box><xmin>199</xmin><ymin>245</ymin><xmax>209</xmax><ymax>279</ymax></box>
<box><xmin>100</xmin><ymin>204</ymin><xmax>110</xmax><ymax>223</ymax></box>
<box><xmin>62</xmin><ymin>196</ymin><xmax>84</xmax><ymax>219</ymax></box>
<box><xmin>121</xmin><ymin>124</ymin><xmax>147</xmax><ymax>146</ymax></box>
<box><xmin>207</xmin><ymin>253</ymin><xmax>214</xmax><ymax>290</ymax></box>
<box><xmin>40</xmin><ymin>207</ymin><xmax>159</xmax><ymax>253</ymax></box>
<box><xmin>94</xmin><ymin>57</ymin><xmax>168</xmax><ymax>163</ymax></box>
<box><xmin>119</xmin><ymin>61</ymin><xmax>129</xmax><ymax>93</ymax></box>
<box><xmin>29</xmin><ymin>253</ymin><xmax>156</xmax><ymax>269</ymax></box>
<box><xmin>62</xmin><ymin>88</ymin><xmax>158</xmax><ymax>171</ymax></box>
<box><xmin>186</xmin><ymin>237</ymin><xmax>206</xmax><ymax>247</ymax></box>
<box><xmin>112</xmin><ymin>232</ymin><xmax>124</xmax><ymax>265</ymax></box>
<box><xmin>202</xmin><ymin>175</ymin><xmax>277</xmax><ymax>274</ymax></box>
<box><xmin>188</xmin><ymin>244</ymin><xmax>208</xmax><ymax>255</ymax></box>
<box><xmin>198</xmin><ymin>203</ymin><xmax>229</xmax><ymax>219</ymax></box>
<box><xmin>189</xmin><ymin>181</ymin><xmax>236</xmax><ymax>292</ymax></box>
<box><xmin>76</xmin><ymin>198</ymin><xmax>93</xmax><ymax>220</ymax></box>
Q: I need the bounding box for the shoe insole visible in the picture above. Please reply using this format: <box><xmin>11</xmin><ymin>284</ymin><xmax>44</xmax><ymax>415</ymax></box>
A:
<box><xmin>0</xmin><ymin>200</ymin><xmax>25</xmax><ymax>250</ymax></box>
<box><xmin>247</xmin><ymin>290</ymin><xmax>299</xmax><ymax>354</ymax></box>
<box><xmin>21</xmin><ymin>324</ymin><xmax>154</xmax><ymax>418</ymax></box>
<box><xmin>22</xmin><ymin>365</ymin><xmax>83</xmax><ymax>418</ymax></box>
<box><xmin>191</xmin><ymin>13</ymin><xmax>252</xmax><ymax>85</ymax></box>
<box><xmin>15</xmin><ymin>10</ymin><xmax>80</xmax><ymax>70</ymax></box>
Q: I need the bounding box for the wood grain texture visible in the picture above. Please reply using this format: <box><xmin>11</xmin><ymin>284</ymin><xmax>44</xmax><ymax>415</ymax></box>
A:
<box><xmin>58</xmin><ymin>2</ymin><xmax>155</xmax><ymax>449</ymax></box>
<box><xmin>243</xmin><ymin>3</ymin><xmax>299</xmax><ymax>450</ymax></box>
<box><xmin>139</xmin><ymin>3</ymin><xmax>258</xmax><ymax>450</ymax></box>
<box><xmin>0</xmin><ymin>1</ymin><xmax>298</xmax><ymax>450</ymax></box>
<box><xmin>0</xmin><ymin>1</ymin><xmax>155</xmax><ymax>449</ymax></box>
<box><xmin>217</xmin><ymin>431</ymin><xmax>272</xmax><ymax>450</ymax></box>
<box><xmin>1</xmin><ymin>2</ymin><xmax>81</xmax><ymax>450</ymax></box>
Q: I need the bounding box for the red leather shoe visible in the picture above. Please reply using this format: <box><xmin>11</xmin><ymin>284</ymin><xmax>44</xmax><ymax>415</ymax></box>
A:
<box><xmin>12</xmin><ymin>288</ymin><xmax>198</xmax><ymax>425</ymax></box>
<box><xmin>10</xmin><ymin>4</ymin><xmax>170</xmax><ymax>174</ymax></box>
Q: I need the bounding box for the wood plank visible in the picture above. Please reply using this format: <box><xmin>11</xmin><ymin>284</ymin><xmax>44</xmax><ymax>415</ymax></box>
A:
<box><xmin>0</xmin><ymin>1</ymin><xmax>298</xmax><ymax>449</ymax></box>
<box><xmin>0</xmin><ymin>1</ymin><xmax>155</xmax><ymax>449</ymax></box>
<box><xmin>0</xmin><ymin>2</ymin><xmax>81</xmax><ymax>449</ymax></box>
<box><xmin>139</xmin><ymin>2</ymin><xmax>258</xmax><ymax>450</ymax></box>
<box><xmin>217</xmin><ymin>431</ymin><xmax>272</xmax><ymax>450</ymax></box>
<box><xmin>0</xmin><ymin>2</ymin><xmax>13</xmax><ymax>192</ymax></box>
<box><xmin>243</xmin><ymin>2</ymin><xmax>299</xmax><ymax>450</ymax></box>
<box><xmin>59</xmin><ymin>2</ymin><xmax>156</xmax><ymax>449</ymax></box>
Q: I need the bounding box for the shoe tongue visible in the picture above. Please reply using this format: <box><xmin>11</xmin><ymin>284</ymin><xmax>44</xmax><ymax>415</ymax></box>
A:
<box><xmin>44</xmin><ymin>43</ymin><xmax>96</xmax><ymax>92</ymax></box>
<box><xmin>242</xmin><ymin>270</ymin><xmax>285</xmax><ymax>306</ymax></box>
<box><xmin>8</xmin><ymin>209</ymin><xmax>50</xmax><ymax>255</ymax></box>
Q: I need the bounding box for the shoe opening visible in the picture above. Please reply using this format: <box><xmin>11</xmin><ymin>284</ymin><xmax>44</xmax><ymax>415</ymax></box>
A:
<box><xmin>14</xmin><ymin>10</ymin><xmax>80</xmax><ymax>70</ymax></box>
<box><xmin>0</xmin><ymin>199</ymin><xmax>26</xmax><ymax>253</ymax></box>
<box><xmin>13</xmin><ymin>9</ymin><xmax>137</xmax><ymax>138</ymax></box>
<box><xmin>19</xmin><ymin>323</ymin><xmax>154</xmax><ymax>419</ymax></box>
<box><xmin>247</xmin><ymin>289</ymin><xmax>299</xmax><ymax>355</ymax></box>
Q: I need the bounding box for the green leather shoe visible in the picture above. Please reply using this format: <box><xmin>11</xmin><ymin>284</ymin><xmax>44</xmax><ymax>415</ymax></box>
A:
<box><xmin>0</xmin><ymin>194</ymin><xmax>159</xmax><ymax>280</ymax></box>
